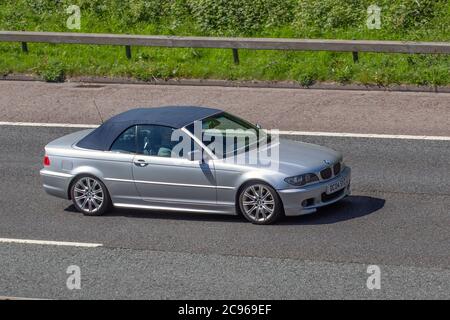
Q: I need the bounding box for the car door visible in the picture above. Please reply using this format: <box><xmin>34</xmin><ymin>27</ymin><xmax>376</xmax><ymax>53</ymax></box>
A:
<box><xmin>102</xmin><ymin>125</ymin><xmax>140</xmax><ymax>204</ymax></box>
<box><xmin>132</xmin><ymin>125</ymin><xmax>217</xmax><ymax>211</ymax></box>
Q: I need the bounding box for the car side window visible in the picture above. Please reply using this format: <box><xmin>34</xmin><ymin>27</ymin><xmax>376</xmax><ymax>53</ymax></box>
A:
<box><xmin>110</xmin><ymin>126</ymin><xmax>137</xmax><ymax>153</ymax></box>
<box><xmin>136</xmin><ymin>125</ymin><xmax>178</xmax><ymax>157</ymax></box>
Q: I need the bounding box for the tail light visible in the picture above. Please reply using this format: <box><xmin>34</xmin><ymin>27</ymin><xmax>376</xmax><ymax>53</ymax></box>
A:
<box><xmin>43</xmin><ymin>155</ymin><xmax>50</xmax><ymax>167</ymax></box>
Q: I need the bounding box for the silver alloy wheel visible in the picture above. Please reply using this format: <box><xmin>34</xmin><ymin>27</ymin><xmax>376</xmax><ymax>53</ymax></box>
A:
<box><xmin>241</xmin><ymin>184</ymin><xmax>276</xmax><ymax>222</ymax></box>
<box><xmin>73</xmin><ymin>177</ymin><xmax>104</xmax><ymax>214</ymax></box>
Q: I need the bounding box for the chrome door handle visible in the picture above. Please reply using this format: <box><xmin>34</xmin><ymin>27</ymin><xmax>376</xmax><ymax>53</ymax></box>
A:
<box><xmin>134</xmin><ymin>159</ymin><xmax>149</xmax><ymax>167</ymax></box>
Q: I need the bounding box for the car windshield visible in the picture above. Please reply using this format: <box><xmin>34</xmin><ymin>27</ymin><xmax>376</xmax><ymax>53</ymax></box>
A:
<box><xmin>186</xmin><ymin>112</ymin><xmax>270</xmax><ymax>158</ymax></box>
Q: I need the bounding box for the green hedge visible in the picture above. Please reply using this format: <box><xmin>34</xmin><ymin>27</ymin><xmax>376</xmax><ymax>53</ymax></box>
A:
<box><xmin>0</xmin><ymin>0</ymin><xmax>448</xmax><ymax>85</ymax></box>
<box><xmin>296</xmin><ymin>0</ymin><xmax>448</xmax><ymax>32</ymax></box>
<box><xmin>188</xmin><ymin>0</ymin><xmax>296</xmax><ymax>35</ymax></box>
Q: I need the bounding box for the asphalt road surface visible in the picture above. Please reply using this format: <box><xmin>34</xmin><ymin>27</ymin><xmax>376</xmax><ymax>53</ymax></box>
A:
<box><xmin>0</xmin><ymin>80</ymin><xmax>449</xmax><ymax>136</ymax></box>
<box><xmin>0</xmin><ymin>81</ymin><xmax>449</xmax><ymax>299</ymax></box>
<box><xmin>0</xmin><ymin>126</ymin><xmax>449</xmax><ymax>299</ymax></box>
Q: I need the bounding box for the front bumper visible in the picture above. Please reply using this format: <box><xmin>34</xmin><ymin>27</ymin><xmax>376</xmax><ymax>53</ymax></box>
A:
<box><xmin>278</xmin><ymin>167</ymin><xmax>351</xmax><ymax>216</ymax></box>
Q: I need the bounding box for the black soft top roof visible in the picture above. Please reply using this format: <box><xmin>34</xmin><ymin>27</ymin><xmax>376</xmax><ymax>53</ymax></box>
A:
<box><xmin>76</xmin><ymin>106</ymin><xmax>222</xmax><ymax>151</ymax></box>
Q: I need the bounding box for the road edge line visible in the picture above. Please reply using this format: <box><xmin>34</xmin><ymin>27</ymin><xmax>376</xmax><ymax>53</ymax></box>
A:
<box><xmin>0</xmin><ymin>238</ymin><xmax>103</xmax><ymax>248</ymax></box>
<box><xmin>1</xmin><ymin>121</ymin><xmax>450</xmax><ymax>141</ymax></box>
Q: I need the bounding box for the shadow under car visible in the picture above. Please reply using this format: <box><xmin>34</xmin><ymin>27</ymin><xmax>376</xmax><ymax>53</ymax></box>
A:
<box><xmin>64</xmin><ymin>195</ymin><xmax>385</xmax><ymax>225</ymax></box>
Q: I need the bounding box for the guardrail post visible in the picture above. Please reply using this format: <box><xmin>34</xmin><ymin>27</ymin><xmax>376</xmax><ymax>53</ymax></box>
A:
<box><xmin>125</xmin><ymin>45</ymin><xmax>131</xmax><ymax>59</ymax></box>
<box><xmin>352</xmin><ymin>51</ymin><xmax>359</xmax><ymax>63</ymax></box>
<box><xmin>232</xmin><ymin>48</ymin><xmax>239</xmax><ymax>65</ymax></box>
<box><xmin>21</xmin><ymin>42</ymin><xmax>28</xmax><ymax>53</ymax></box>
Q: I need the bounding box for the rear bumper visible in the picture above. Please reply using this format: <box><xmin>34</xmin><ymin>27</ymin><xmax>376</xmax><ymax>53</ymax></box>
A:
<box><xmin>40</xmin><ymin>169</ymin><xmax>73</xmax><ymax>199</ymax></box>
<box><xmin>278</xmin><ymin>167</ymin><xmax>351</xmax><ymax>216</ymax></box>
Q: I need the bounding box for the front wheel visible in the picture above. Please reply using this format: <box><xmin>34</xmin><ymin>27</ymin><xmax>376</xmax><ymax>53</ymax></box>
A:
<box><xmin>238</xmin><ymin>182</ymin><xmax>283</xmax><ymax>225</ymax></box>
<box><xmin>70</xmin><ymin>175</ymin><xmax>111</xmax><ymax>216</ymax></box>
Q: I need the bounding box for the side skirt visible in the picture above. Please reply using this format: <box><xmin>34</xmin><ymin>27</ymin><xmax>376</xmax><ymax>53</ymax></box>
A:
<box><xmin>113</xmin><ymin>202</ymin><xmax>237</xmax><ymax>215</ymax></box>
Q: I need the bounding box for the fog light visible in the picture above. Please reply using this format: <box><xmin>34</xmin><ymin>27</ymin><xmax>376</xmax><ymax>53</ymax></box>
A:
<box><xmin>301</xmin><ymin>198</ymin><xmax>314</xmax><ymax>207</ymax></box>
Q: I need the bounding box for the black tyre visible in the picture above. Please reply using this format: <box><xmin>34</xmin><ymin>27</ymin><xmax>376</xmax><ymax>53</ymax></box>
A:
<box><xmin>70</xmin><ymin>175</ymin><xmax>111</xmax><ymax>216</ymax></box>
<box><xmin>238</xmin><ymin>182</ymin><xmax>283</xmax><ymax>225</ymax></box>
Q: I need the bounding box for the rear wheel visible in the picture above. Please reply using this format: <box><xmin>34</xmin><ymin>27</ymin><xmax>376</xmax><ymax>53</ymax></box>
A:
<box><xmin>70</xmin><ymin>175</ymin><xmax>111</xmax><ymax>216</ymax></box>
<box><xmin>238</xmin><ymin>182</ymin><xmax>283</xmax><ymax>225</ymax></box>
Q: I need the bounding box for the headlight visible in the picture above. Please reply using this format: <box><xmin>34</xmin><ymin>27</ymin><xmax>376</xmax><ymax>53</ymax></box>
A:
<box><xmin>284</xmin><ymin>173</ymin><xmax>319</xmax><ymax>186</ymax></box>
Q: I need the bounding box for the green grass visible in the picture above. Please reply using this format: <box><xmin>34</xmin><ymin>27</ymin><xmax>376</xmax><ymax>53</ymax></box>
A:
<box><xmin>0</xmin><ymin>0</ymin><xmax>449</xmax><ymax>86</ymax></box>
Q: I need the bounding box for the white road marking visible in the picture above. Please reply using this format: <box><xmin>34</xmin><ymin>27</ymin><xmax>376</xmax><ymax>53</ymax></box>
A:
<box><xmin>0</xmin><ymin>121</ymin><xmax>98</xmax><ymax>128</ymax></box>
<box><xmin>0</xmin><ymin>238</ymin><xmax>102</xmax><ymax>248</ymax></box>
<box><xmin>0</xmin><ymin>296</ymin><xmax>46</xmax><ymax>300</ymax></box>
<box><xmin>0</xmin><ymin>121</ymin><xmax>449</xmax><ymax>141</ymax></box>
<box><xmin>278</xmin><ymin>130</ymin><xmax>450</xmax><ymax>141</ymax></box>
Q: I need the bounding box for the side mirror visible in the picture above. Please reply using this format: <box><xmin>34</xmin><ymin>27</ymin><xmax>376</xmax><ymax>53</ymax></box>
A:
<box><xmin>255</xmin><ymin>123</ymin><xmax>262</xmax><ymax>129</ymax></box>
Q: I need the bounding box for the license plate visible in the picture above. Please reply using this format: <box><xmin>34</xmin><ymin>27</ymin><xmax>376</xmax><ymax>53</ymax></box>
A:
<box><xmin>327</xmin><ymin>176</ymin><xmax>349</xmax><ymax>194</ymax></box>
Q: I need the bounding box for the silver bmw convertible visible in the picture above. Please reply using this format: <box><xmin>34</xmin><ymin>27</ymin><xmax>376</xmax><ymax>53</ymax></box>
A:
<box><xmin>40</xmin><ymin>106</ymin><xmax>350</xmax><ymax>224</ymax></box>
